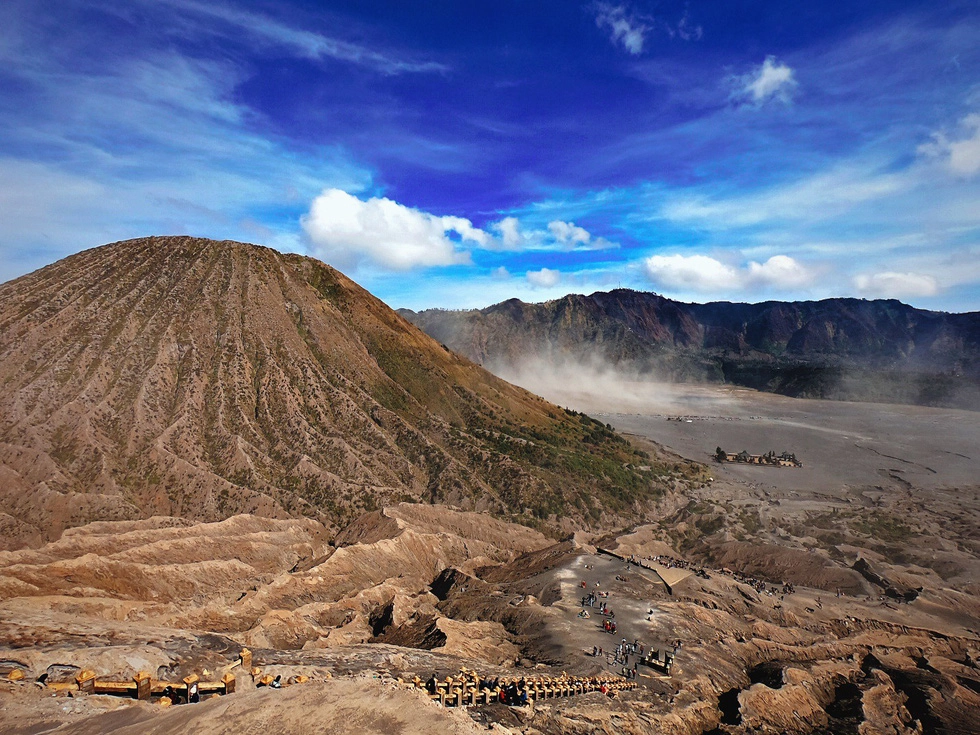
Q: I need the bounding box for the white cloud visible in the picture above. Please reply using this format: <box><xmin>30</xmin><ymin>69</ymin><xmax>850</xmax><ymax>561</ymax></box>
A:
<box><xmin>489</xmin><ymin>216</ymin><xmax>617</xmax><ymax>251</ymax></box>
<box><xmin>300</xmin><ymin>197</ymin><xmax>621</xmax><ymax>273</ymax></box>
<box><xmin>918</xmin><ymin>113</ymin><xmax>980</xmax><ymax>177</ymax></box>
<box><xmin>594</xmin><ymin>4</ymin><xmax>647</xmax><ymax>55</ymax></box>
<box><xmin>302</xmin><ymin>189</ymin><xmax>489</xmax><ymax>271</ymax></box>
<box><xmin>643</xmin><ymin>253</ymin><xmax>812</xmax><ymax>293</ymax></box>
<box><xmin>643</xmin><ymin>254</ymin><xmax>738</xmax><ymax>292</ymax></box>
<box><xmin>526</xmin><ymin>267</ymin><xmax>561</xmax><ymax>288</ymax></box>
<box><xmin>491</xmin><ymin>266</ymin><xmax>511</xmax><ymax>280</ymax></box>
<box><xmin>493</xmin><ymin>216</ymin><xmax>523</xmax><ymax>248</ymax></box>
<box><xmin>735</xmin><ymin>56</ymin><xmax>797</xmax><ymax>105</ymax></box>
<box><xmin>853</xmin><ymin>271</ymin><xmax>939</xmax><ymax>298</ymax></box>
<box><xmin>746</xmin><ymin>255</ymin><xmax>813</xmax><ymax>288</ymax></box>
<box><xmin>548</xmin><ymin>220</ymin><xmax>591</xmax><ymax>247</ymax></box>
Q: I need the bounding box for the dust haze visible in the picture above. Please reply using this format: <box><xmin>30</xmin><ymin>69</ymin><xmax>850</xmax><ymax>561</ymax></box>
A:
<box><xmin>492</xmin><ymin>355</ymin><xmax>737</xmax><ymax>416</ymax></box>
<box><xmin>492</xmin><ymin>354</ymin><xmax>980</xmax><ymax>493</ymax></box>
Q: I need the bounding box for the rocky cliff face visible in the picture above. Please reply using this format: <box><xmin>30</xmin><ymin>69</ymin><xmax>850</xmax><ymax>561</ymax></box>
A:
<box><xmin>0</xmin><ymin>238</ymin><xmax>674</xmax><ymax>548</ymax></box>
<box><xmin>401</xmin><ymin>290</ymin><xmax>980</xmax><ymax>408</ymax></box>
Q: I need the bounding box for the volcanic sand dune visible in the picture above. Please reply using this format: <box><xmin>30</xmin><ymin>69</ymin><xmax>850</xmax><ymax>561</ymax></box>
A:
<box><xmin>0</xmin><ymin>505</ymin><xmax>551</xmax><ymax>679</ymax></box>
<box><xmin>1</xmin><ymin>678</ymin><xmax>486</xmax><ymax>735</ymax></box>
<box><xmin>1</xmin><ymin>498</ymin><xmax>979</xmax><ymax>735</ymax></box>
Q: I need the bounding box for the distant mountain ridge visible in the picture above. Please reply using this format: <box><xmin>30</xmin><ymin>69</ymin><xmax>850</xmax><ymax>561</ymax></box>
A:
<box><xmin>0</xmin><ymin>239</ymin><xmax>684</xmax><ymax>549</ymax></box>
<box><xmin>400</xmin><ymin>290</ymin><xmax>980</xmax><ymax>409</ymax></box>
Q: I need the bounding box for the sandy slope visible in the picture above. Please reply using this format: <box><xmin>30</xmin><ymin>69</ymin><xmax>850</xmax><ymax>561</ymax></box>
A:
<box><xmin>0</xmin><ymin>678</ymin><xmax>485</xmax><ymax>735</ymax></box>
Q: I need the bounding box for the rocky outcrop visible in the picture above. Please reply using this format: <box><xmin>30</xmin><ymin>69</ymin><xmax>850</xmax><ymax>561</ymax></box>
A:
<box><xmin>854</xmin><ymin>558</ymin><xmax>920</xmax><ymax>602</ymax></box>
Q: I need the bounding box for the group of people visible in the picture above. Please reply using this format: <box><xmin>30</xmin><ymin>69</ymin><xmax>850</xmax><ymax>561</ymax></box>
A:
<box><xmin>424</xmin><ymin>674</ymin><xmax>531</xmax><ymax>707</ymax></box>
<box><xmin>618</xmin><ymin>639</ymin><xmax>644</xmax><ymax>657</ymax></box>
<box><xmin>607</xmin><ymin>638</ymin><xmax>646</xmax><ymax>680</ymax></box>
<box><xmin>580</xmin><ymin>594</ymin><xmax>615</xmax><ymax>621</ymax></box>
<box><xmin>575</xmin><ymin>561</ymin><xmax>682</xmax><ymax>684</ymax></box>
<box><xmin>726</xmin><ymin>569</ymin><xmax>788</xmax><ymax>595</ymax></box>
<box><xmin>578</xmin><ymin>578</ymin><xmax>617</xmax><ymax>632</ymax></box>
<box><xmin>643</xmin><ymin>554</ymin><xmax>709</xmax><ymax>579</ymax></box>
<box><xmin>499</xmin><ymin>679</ymin><xmax>529</xmax><ymax>705</ymax></box>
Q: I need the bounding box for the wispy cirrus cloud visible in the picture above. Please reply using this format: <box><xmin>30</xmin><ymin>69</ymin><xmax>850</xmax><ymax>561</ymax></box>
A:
<box><xmin>660</xmin><ymin>160</ymin><xmax>912</xmax><ymax>229</ymax></box>
<box><xmin>151</xmin><ymin>0</ymin><xmax>447</xmax><ymax>74</ymax></box>
<box><xmin>593</xmin><ymin>3</ymin><xmax>648</xmax><ymax>55</ymax></box>
<box><xmin>591</xmin><ymin>2</ymin><xmax>701</xmax><ymax>54</ymax></box>
<box><xmin>674</xmin><ymin>9</ymin><xmax>703</xmax><ymax>42</ymax></box>
<box><xmin>0</xmin><ymin>5</ymin><xmax>371</xmax><ymax>281</ymax></box>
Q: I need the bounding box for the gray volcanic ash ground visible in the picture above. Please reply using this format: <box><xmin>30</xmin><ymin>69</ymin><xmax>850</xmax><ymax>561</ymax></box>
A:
<box><xmin>515</xmin><ymin>377</ymin><xmax>980</xmax><ymax>607</ymax></box>
<box><xmin>578</xmin><ymin>383</ymin><xmax>977</xmax><ymax>492</ymax></box>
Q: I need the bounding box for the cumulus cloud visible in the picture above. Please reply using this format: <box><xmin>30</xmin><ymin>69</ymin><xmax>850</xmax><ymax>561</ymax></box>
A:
<box><xmin>494</xmin><ymin>216</ymin><xmax>523</xmax><ymax>248</ymax></box>
<box><xmin>746</xmin><ymin>254</ymin><xmax>812</xmax><ymax>288</ymax></box>
<box><xmin>643</xmin><ymin>253</ymin><xmax>812</xmax><ymax>293</ymax></box>
<box><xmin>527</xmin><ymin>267</ymin><xmax>561</xmax><ymax>288</ymax></box>
<box><xmin>734</xmin><ymin>56</ymin><xmax>797</xmax><ymax>105</ymax></box>
<box><xmin>302</xmin><ymin>189</ymin><xmax>489</xmax><ymax>271</ymax></box>
<box><xmin>548</xmin><ymin>220</ymin><xmax>591</xmax><ymax>247</ymax></box>
<box><xmin>594</xmin><ymin>3</ymin><xmax>647</xmax><ymax>55</ymax></box>
<box><xmin>918</xmin><ymin>113</ymin><xmax>980</xmax><ymax>177</ymax></box>
<box><xmin>301</xmin><ymin>195</ymin><xmax>621</xmax><ymax>272</ymax></box>
<box><xmin>853</xmin><ymin>271</ymin><xmax>939</xmax><ymax>298</ymax></box>
<box><xmin>490</xmin><ymin>217</ymin><xmax>617</xmax><ymax>251</ymax></box>
<box><xmin>643</xmin><ymin>254</ymin><xmax>736</xmax><ymax>292</ymax></box>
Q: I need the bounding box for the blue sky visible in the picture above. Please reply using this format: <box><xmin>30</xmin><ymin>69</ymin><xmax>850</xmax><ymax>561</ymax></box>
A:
<box><xmin>1</xmin><ymin>1</ymin><xmax>978</xmax><ymax>311</ymax></box>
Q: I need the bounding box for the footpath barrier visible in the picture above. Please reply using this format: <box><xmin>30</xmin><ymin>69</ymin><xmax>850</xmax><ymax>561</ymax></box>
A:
<box><xmin>53</xmin><ymin>649</ymin><xmax>259</xmax><ymax>702</ymax></box>
<box><xmin>26</xmin><ymin>652</ymin><xmax>635</xmax><ymax>711</ymax></box>
<box><xmin>406</xmin><ymin>669</ymin><xmax>637</xmax><ymax>708</ymax></box>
